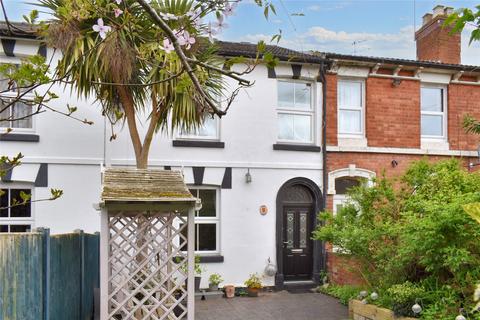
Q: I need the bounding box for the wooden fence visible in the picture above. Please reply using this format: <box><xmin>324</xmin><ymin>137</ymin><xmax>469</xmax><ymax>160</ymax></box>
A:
<box><xmin>0</xmin><ymin>228</ymin><xmax>100</xmax><ymax>320</ymax></box>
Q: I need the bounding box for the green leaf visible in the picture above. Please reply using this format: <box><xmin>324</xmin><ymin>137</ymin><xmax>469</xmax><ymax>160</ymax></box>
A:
<box><xmin>463</xmin><ymin>203</ymin><xmax>480</xmax><ymax>224</ymax></box>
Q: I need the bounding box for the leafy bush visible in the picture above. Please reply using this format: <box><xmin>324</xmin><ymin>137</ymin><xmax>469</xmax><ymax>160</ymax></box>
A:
<box><xmin>386</xmin><ymin>282</ymin><xmax>426</xmax><ymax>317</ymax></box>
<box><xmin>317</xmin><ymin>284</ymin><xmax>362</xmax><ymax>305</ymax></box>
<box><xmin>314</xmin><ymin>159</ymin><xmax>480</xmax><ymax>318</ymax></box>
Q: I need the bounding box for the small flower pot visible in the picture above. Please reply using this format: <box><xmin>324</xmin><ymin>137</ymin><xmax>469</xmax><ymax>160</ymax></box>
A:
<box><xmin>247</xmin><ymin>287</ymin><xmax>260</xmax><ymax>297</ymax></box>
<box><xmin>209</xmin><ymin>283</ymin><xmax>219</xmax><ymax>292</ymax></box>
<box><xmin>224</xmin><ymin>284</ymin><xmax>235</xmax><ymax>298</ymax></box>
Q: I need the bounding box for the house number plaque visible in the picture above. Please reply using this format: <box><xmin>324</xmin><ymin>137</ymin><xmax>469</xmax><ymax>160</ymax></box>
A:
<box><xmin>259</xmin><ymin>205</ymin><xmax>268</xmax><ymax>215</ymax></box>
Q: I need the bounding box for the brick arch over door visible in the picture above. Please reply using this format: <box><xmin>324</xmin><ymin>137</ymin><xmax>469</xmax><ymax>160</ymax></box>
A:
<box><xmin>275</xmin><ymin>177</ymin><xmax>324</xmax><ymax>289</ymax></box>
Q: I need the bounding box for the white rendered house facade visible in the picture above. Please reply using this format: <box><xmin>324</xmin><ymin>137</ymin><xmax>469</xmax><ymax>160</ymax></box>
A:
<box><xmin>0</xmin><ymin>27</ymin><xmax>327</xmax><ymax>289</ymax></box>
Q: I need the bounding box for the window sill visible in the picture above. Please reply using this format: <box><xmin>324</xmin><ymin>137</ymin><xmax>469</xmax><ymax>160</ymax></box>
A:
<box><xmin>421</xmin><ymin>139</ymin><xmax>449</xmax><ymax>151</ymax></box>
<box><xmin>0</xmin><ymin>133</ymin><xmax>39</xmax><ymax>142</ymax></box>
<box><xmin>173</xmin><ymin>140</ymin><xmax>224</xmax><ymax>148</ymax></box>
<box><xmin>337</xmin><ymin>136</ymin><xmax>367</xmax><ymax>148</ymax></box>
<box><xmin>273</xmin><ymin>144</ymin><xmax>321</xmax><ymax>152</ymax></box>
<box><xmin>199</xmin><ymin>255</ymin><xmax>224</xmax><ymax>263</ymax></box>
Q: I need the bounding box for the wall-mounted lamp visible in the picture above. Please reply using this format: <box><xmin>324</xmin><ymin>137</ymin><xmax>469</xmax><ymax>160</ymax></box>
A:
<box><xmin>391</xmin><ymin>160</ymin><xmax>398</xmax><ymax>168</ymax></box>
<box><xmin>245</xmin><ymin>168</ymin><xmax>252</xmax><ymax>183</ymax></box>
<box><xmin>392</xmin><ymin>78</ymin><xmax>402</xmax><ymax>87</ymax></box>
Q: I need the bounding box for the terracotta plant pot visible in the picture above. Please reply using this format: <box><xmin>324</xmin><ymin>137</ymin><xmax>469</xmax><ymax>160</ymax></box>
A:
<box><xmin>224</xmin><ymin>284</ymin><xmax>235</xmax><ymax>298</ymax></box>
<box><xmin>247</xmin><ymin>287</ymin><xmax>260</xmax><ymax>297</ymax></box>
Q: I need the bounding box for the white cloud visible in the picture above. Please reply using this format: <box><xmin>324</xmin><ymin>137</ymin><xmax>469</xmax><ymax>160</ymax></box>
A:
<box><xmin>307</xmin><ymin>2</ymin><xmax>351</xmax><ymax>12</ymax></box>
<box><xmin>232</xmin><ymin>25</ymin><xmax>479</xmax><ymax>65</ymax></box>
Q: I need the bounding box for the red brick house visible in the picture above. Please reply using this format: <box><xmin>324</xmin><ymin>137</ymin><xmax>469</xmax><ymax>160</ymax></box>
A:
<box><xmin>321</xmin><ymin>5</ymin><xmax>480</xmax><ymax>285</ymax></box>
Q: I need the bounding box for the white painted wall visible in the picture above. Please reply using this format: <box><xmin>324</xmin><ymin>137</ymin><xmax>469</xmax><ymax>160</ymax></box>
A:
<box><xmin>0</xmin><ymin>42</ymin><xmax>324</xmax><ymax>287</ymax></box>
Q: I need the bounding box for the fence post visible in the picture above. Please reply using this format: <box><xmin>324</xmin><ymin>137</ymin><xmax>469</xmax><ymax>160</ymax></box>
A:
<box><xmin>38</xmin><ymin>228</ymin><xmax>50</xmax><ymax>320</ymax></box>
<box><xmin>75</xmin><ymin>229</ymin><xmax>85</xmax><ymax>320</ymax></box>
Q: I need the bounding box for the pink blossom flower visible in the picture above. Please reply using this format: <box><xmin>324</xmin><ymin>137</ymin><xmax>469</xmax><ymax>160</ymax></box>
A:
<box><xmin>92</xmin><ymin>18</ymin><xmax>112</xmax><ymax>39</ymax></box>
<box><xmin>183</xmin><ymin>31</ymin><xmax>196</xmax><ymax>50</ymax></box>
<box><xmin>206</xmin><ymin>21</ymin><xmax>217</xmax><ymax>43</ymax></box>
<box><xmin>114</xmin><ymin>0</ymin><xmax>122</xmax><ymax>4</ymax></box>
<box><xmin>223</xmin><ymin>2</ymin><xmax>237</xmax><ymax>17</ymax></box>
<box><xmin>213</xmin><ymin>15</ymin><xmax>228</xmax><ymax>31</ymax></box>
<box><xmin>114</xmin><ymin>8</ymin><xmax>123</xmax><ymax>17</ymax></box>
<box><xmin>162</xmin><ymin>38</ymin><xmax>175</xmax><ymax>54</ymax></box>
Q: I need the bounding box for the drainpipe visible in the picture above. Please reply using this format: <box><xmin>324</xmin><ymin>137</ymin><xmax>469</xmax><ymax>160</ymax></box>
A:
<box><xmin>319</xmin><ymin>60</ymin><xmax>328</xmax><ymax>272</ymax></box>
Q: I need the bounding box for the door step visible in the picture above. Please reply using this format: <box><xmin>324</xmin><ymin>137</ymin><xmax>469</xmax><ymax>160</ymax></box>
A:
<box><xmin>284</xmin><ymin>281</ymin><xmax>317</xmax><ymax>293</ymax></box>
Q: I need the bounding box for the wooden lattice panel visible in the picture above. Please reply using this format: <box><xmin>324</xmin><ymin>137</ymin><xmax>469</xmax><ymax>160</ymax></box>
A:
<box><xmin>107</xmin><ymin>211</ymin><xmax>189</xmax><ymax>320</ymax></box>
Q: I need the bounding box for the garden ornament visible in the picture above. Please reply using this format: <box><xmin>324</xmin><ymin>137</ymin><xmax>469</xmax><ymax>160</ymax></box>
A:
<box><xmin>412</xmin><ymin>303</ymin><xmax>422</xmax><ymax>315</ymax></box>
<box><xmin>264</xmin><ymin>258</ymin><xmax>277</xmax><ymax>277</ymax></box>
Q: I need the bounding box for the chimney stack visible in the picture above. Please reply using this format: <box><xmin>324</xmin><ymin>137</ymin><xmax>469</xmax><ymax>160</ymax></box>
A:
<box><xmin>415</xmin><ymin>5</ymin><xmax>461</xmax><ymax>64</ymax></box>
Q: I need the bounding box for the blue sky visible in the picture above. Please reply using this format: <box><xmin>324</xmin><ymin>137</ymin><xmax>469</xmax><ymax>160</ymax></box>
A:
<box><xmin>2</xmin><ymin>0</ymin><xmax>479</xmax><ymax>64</ymax></box>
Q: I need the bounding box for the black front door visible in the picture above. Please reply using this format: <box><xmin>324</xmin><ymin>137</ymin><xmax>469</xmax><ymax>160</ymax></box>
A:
<box><xmin>283</xmin><ymin>206</ymin><xmax>313</xmax><ymax>281</ymax></box>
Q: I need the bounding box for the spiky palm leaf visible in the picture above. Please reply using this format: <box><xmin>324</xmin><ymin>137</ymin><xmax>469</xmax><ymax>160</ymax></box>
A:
<box><xmin>37</xmin><ymin>0</ymin><xmax>223</xmax><ymax>133</ymax></box>
<box><xmin>463</xmin><ymin>114</ymin><xmax>480</xmax><ymax>135</ymax></box>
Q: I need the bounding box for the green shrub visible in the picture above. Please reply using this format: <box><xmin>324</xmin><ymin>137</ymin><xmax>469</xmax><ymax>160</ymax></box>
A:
<box><xmin>314</xmin><ymin>159</ymin><xmax>480</xmax><ymax>318</ymax></box>
<box><xmin>317</xmin><ymin>284</ymin><xmax>362</xmax><ymax>305</ymax></box>
<box><xmin>385</xmin><ymin>282</ymin><xmax>426</xmax><ymax>317</ymax></box>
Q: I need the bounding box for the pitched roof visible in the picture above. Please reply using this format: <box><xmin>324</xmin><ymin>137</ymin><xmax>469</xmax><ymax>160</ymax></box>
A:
<box><xmin>0</xmin><ymin>21</ymin><xmax>38</xmax><ymax>39</ymax></box>
<box><xmin>101</xmin><ymin>168</ymin><xmax>196</xmax><ymax>203</ymax></box>
<box><xmin>215</xmin><ymin>40</ymin><xmax>326</xmax><ymax>64</ymax></box>
<box><xmin>319</xmin><ymin>52</ymin><xmax>480</xmax><ymax>73</ymax></box>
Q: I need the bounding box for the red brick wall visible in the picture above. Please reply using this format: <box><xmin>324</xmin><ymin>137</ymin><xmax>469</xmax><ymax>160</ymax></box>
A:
<box><xmin>366</xmin><ymin>78</ymin><xmax>421</xmax><ymax>148</ymax></box>
<box><xmin>326</xmin><ymin>74</ymin><xmax>480</xmax><ymax>151</ymax></box>
<box><xmin>326</xmin><ymin>73</ymin><xmax>338</xmax><ymax>146</ymax></box>
<box><xmin>324</xmin><ymin>152</ymin><xmax>477</xmax><ymax>285</ymax></box>
<box><xmin>448</xmin><ymin>83</ymin><xmax>480</xmax><ymax>151</ymax></box>
<box><xmin>415</xmin><ymin>17</ymin><xmax>461</xmax><ymax>64</ymax></box>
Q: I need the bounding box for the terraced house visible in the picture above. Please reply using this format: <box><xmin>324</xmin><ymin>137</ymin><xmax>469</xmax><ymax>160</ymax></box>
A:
<box><xmin>0</xmin><ymin>4</ymin><xmax>479</xmax><ymax>290</ymax></box>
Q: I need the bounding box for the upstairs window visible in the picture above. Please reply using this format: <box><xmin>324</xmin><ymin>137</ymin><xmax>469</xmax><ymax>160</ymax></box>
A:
<box><xmin>0</xmin><ymin>188</ymin><xmax>33</xmax><ymax>233</ymax></box>
<box><xmin>277</xmin><ymin>80</ymin><xmax>314</xmax><ymax>144</ymax></box>
<box><xmin>338</xmin><ymin>79</ymin><xmax>364</xmax><ymax>136</ymax></box>
<box><xmin>178</xmin><ymin>115</ymin><xmax>219</xmax><ymax>140</ymax></box>
<box><xmin>0</xmin><ymin>65</ymin><xmax>33</xmax><ymax>130</ymax></box>
<box><xmin>421</xmin><ymin>86</ymin><xmax>446</xmax><ymax>139</ymax></box>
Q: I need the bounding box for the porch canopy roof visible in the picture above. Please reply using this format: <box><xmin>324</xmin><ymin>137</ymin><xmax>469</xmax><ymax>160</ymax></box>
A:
<box><xmin>101</xmin><ymin>168</ymin><xmax>198</xmax><ymax>212</ymax></box>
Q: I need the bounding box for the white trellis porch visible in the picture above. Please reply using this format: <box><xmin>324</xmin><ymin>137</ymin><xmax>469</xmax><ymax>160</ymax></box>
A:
<box><xmin>98</xmin><ymin>168</ymin><xmax>199</xmax><ymax>320</ymax></box>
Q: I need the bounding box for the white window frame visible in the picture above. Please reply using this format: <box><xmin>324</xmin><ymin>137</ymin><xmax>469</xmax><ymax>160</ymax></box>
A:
<box><xmin>276</xmin><ymin>79</ymin><xmax>317</xmax><ymax>145</ymax></box>
<box><xmin>0</xmin><ymin>60</ymin><xmax>36</xmax><ymax>134</ymax></box>
<box><xmin>337</xmin><ymin>78</ymin><xmax>365</xmax><ymax>138</ymax></box>
<box><xmin>187</xmin><ymin>186</ymin><xmax>220</xmax><ymax>255</ymax></box>
<box><xmin>176</xmin><ymin>115</ymin><xmax>221</xmax><ymax>141</ymax></box>
<box><xmin>420</xmin><ymin>84</ymin><xmax>447</xmax><ymax>141</ymax></box>
<box><xmin>0</xmin><ymin>183</ymin><xmax>35</xmax><ymax>233</ymax></box>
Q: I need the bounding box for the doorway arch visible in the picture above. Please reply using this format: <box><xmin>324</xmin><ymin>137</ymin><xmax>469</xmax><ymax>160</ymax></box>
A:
<box><xmin>275</xmin><ymin>177</ymin><xmax>324</xmax><ymax>289</ymax></box>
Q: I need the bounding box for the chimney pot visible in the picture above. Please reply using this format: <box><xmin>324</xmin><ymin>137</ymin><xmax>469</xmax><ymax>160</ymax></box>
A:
<box><xmin>422</xmin><ymin>13</ymin><xmax>433</xmax><ymax>26</ymax></box>
<box><xmin>444</xmin><ymin>7</ymin><xmax>454</xmax><ymax>15</ymax></box>
<box><xmin>433</xmin><ymin>5</ymin><xmax>445</xmax><ymax>17</ymax></box>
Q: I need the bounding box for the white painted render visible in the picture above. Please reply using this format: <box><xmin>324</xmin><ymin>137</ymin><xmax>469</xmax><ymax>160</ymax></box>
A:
<box><xmin>0</xmin><ymin>44</ymin><xmax>324</xmax><ymax>287</ymax></box>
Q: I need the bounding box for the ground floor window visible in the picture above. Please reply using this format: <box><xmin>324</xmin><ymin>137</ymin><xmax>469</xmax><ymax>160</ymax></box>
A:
<box><xmin>180</xmin><ymin>187</ymin><xmax>219</xmax><ymax>253</ymax></box>
<box><xmin>0</xmin><ymin>188</ymin><xmax>33</xmax><ymax>233</ymax></box>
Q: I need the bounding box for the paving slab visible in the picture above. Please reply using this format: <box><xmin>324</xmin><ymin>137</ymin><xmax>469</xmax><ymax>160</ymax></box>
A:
<box><xmin>195</xmin><ymin>290</ymin><xmax>349</xmax><ymax>320</ymax></box>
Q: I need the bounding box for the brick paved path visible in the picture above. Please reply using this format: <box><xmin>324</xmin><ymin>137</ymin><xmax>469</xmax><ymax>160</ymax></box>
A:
<box><xmin>195</xmin><ymin>291</ymin><xmax>349</xmax><ymax>320</ymax></box>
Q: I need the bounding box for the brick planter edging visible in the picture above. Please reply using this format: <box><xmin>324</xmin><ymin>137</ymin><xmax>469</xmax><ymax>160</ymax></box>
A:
<box><xmin>349</xmin><ymin>300</ymin><xmax>417</xmax><ymax>320</ymax></box>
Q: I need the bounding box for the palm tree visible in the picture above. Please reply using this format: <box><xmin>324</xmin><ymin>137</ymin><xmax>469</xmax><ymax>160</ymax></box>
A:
<box><xmin>463</xmin><ymin>115</ymin><xmax>480</xmax><ymax>135</ymax></box>
<box><xmin>38</xmin><ymin>0</ymin><xmax>234</xmax><ymax>169</ymax></box>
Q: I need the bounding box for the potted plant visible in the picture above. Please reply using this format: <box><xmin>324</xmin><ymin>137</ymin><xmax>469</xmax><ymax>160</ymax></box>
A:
<box><xmin>244</xmin><ymin>273</ymin><xmax>263</xmax><ymax>297</ymax></box>
<box><xmin>208</xmin><ymin>273</ymin><xmax>223</xmax><ymax>292</ymax></box>
<box><xmin>194</xmin><ymin>255</ymin><xmax>203</xmax><ymax>292</ymax></box>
